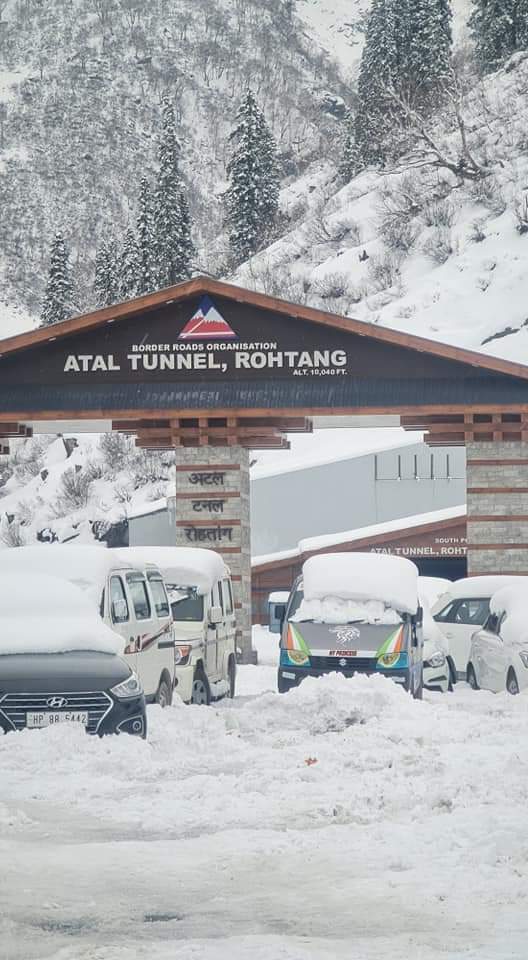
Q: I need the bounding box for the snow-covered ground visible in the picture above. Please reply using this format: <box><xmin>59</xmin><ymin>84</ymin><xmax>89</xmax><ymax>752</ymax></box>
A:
<box><xmin>2</xmin><ymin>626</ymin><xmax>528</xmax><ymax>960</ymax></box>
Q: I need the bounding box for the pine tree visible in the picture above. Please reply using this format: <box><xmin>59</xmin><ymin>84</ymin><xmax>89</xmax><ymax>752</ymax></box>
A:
<box><xmin>136</xmin><ymin>177</ymin><xmax>156</xmax><ymax>295</ymax></box>
<box><xmin>405</xmin><ymin>0</ymin><xmax>453</xmax><ymax>100</ymax></box>
<box><xmin>469</xmin><ymin>0</ymin><xmax>528</xmax><ymax>71</ymax></box>
<box><xmin>119</xmin><ymin>228</ymin><xmax>140</xmax><ymax>301</ymax></box>
<box><xmin>94</xmin><ymin>237</ymin><xmax>119</xmax><ymax>306</ymax></box>
<box><xmin>154</xmin><ymin>95</ymin><xmax>194</xmax><ymax>287</ymax></box>
<box><xmin>224</xmin><ymin>90</ymin><xmax>279</xmax><ymax>262</ymax></box>
<box><xmin>354</xmin><ymin>0</ymin><xmax>399</xmax><ymax>167</ymax></box>
<box><xmin>339</xmin><ymin>111</ymin><xmax>360</xmax><ymax>183</ymax></box>
<box><xmin>354</xmin><ymin>0</ymin><xmax>453</xmax><ymax>168</ymax></box>
<box><xmin>40</xmin><ymin>232</ymin><xmax>73</xmax><ymax>327</ymax></box>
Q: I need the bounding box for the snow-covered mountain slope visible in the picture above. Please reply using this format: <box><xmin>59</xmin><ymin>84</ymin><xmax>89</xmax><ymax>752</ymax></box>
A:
<box><xmin>236</xmin><ymin>52</ymin><xmax>528</xmax><ymax>364</ymax></box>
<box><xmin>0</xmin><ymin>0</ymin><xmax>346</xmax><ymax>324</ymax></box>
<box><xmin>0</xmin><ymin>435</ymin><xmax>175</xmax><ymax>550</ymax></box>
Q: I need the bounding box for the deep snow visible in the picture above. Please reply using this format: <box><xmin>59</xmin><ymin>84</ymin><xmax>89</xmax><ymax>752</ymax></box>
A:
<box><xmin>2</xmin><ymin>627</ymin><xmax>528</xmax><ymax>959</ymax></box>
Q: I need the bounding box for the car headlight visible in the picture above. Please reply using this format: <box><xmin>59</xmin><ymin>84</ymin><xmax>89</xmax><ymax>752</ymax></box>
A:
<box><xmin>519</xmin><ymin>652</ymin><xmax>528</xmax><ymax>668</ymax></box>
<box><xmin>174</xmin><ymin>644</ymin><xmax>192</xmax><ymax>666</ymax></box>
<box><xmin>381</xmin><ymin>653</ymin><xmax>399</xmax><ymax>667</ymax></box>
<box><xmin>427</xmin><ymin>652</ymin><xmax>446</xmax><ymax>669</ymax></box>
<box><xmin>111</xmin><ymin>673</ymin><xmax>143</xmax><ymax>699</ymax></box>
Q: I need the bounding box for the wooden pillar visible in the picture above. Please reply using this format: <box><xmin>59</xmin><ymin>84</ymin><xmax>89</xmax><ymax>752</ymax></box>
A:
<box><xmin>174</xmin><ymin>446</ymin><xmax>256</xmax><ymax>664</ymax></box>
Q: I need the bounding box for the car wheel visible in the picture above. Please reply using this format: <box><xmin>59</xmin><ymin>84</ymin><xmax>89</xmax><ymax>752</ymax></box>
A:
<box><xmin>447</xmin><ymin>657</ymin><xmax>456</xmax><ymax>692</ymax></box>
<box><xmin>156</xmin><ymin>676</ymin><xmax>173</xmax><ymax>708</ymax></box>
<box><xmin>191</xmin><ymin>667</ymin><xmax>211</xmax><ymax>705</ymax></box>
<box><xmin>227</xmin><ymin>658</ymin><xmax>236</xmax><ymax>699</ymax></box>
<box><xmin>467</xmin><ymin>664</ymin><xmax>479</xmax><ymax>690</ymax></box>
<box><xmin>507</xmin><ymin>670</ymin><xmax>520</xmax><ymax>696</ymax></box>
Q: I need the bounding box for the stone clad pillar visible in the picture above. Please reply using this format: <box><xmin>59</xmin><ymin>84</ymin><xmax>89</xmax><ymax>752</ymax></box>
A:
<box><xmin>467</xmin><ymin>441</ymin><xmax>528</xmax><ymax>575</ymax></box>
<box><xmin>174</xmin><ymin>446</ymin><xmax>255</xmax><ymax>664</ymax></box>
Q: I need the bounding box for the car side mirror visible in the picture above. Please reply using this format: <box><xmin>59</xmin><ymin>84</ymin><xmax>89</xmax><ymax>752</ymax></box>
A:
<box><xmin>112</xmin><ymin>598</ymin><xmax>128</xmax><ymax>622</ymax></box>
<box><xmin>209</xmin><ymin>605</ymin><xmax>223</xmax><ymax>626</ymax></box>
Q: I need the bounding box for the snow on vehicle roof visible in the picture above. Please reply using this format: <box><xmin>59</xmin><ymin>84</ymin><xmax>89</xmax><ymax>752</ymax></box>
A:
<box><xmin>0</xmin><ymin>545</ymin><xmax>148</xmax><ymax>595</ymax></box>
<box><xmin>418</xmin><ymin>576</ymin><xmax>452</xmax><ymax>607</ymax></box>
<box><xmin>436</xmin><ymin>575</ymin><xmax>527</xmax><ymax>604</ymax></box>
<box><xmin>118</xmin><ymin>547</ymin><xmax>228</xmax><ymax>596</ymax></box>
<box><xmin>0</xmin><ymin>574</ymin><xmax>122</xmax><ymax>656</ymax></box>
<box><xmin>268</xmin><ymin>591</ymin><xmax>290</xmax><ymax>604</ymax></box>
<box><xmin>491</xmin><ymin>584</ymin><xmax>528</xmax><ymax>648</ymax></box>
<box><xmin>302</xmin><ymin>552</ymin><xmax>419</xmax><ymax>615</ymax></box>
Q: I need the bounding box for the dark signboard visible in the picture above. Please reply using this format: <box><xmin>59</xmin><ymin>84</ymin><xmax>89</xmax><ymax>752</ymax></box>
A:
<box><xmin>0</xmin><ymin>294</ymin><xmax>494</xmax><ymax>388</ymax></box>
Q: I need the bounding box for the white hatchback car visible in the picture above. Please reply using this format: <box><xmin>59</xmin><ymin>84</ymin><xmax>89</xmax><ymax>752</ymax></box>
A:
<box><xmin>431</xmin><ymin>576</ymin><xmax>527</xmax><ymax>681</ymax></box>
<box><xmin>467</xmin><ymin>584</ymin><xmax>528</xmax><ymax>695</ymax></box>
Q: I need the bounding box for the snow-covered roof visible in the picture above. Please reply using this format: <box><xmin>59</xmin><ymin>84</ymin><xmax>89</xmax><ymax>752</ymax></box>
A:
<box><xmin>268</xmin><ymin>591</ymin><xmax>290</xmax><ymax>604</ymax></box>
<box><xmin>250</xmin><ymin>428</ymin><xmax>419</xmax><ymax>480</ymax></box>
<box><xmin>437</xmin><ymin>575</ymin><xmax>527</xmax><ymax>604</ymax></box>
<box><xmin>118</xmin><ymin>547</ymin><xmax>228</xmax><ymax>596</ymax></box>
<box><xmin>491</xmin><ymin>584</ymin><xmax>528</xmax><ymax>648</ymax></box>
<box><xmin>302</xmin><ymin>551</ymin><xmax>419</xmax><ymax>615</ymax></box>
<box><xmin>127</xmin><ymin>497</ymin><xmax>167</xmax><ymax>520</ymax></box>
<box><xmin>0</xmin><ymin>545</ymin><xmax>147</xmax><ymax>596</ymax></box>
<box><xmin>252</xmin><ymin>505</ymin><xmax>466</xmax><ymax>568</ymax></box>
<box><xmin>0</xmin><ymin>574</ymin><xmax>122</xmax><ymax>656</ymax></box>
<box><xmin>418</xmin><ymin>576</ymin><xmax>452</xmax><ymax>606</ymax></box>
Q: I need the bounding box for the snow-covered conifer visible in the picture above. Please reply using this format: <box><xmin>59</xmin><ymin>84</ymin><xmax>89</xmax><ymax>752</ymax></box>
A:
<box><xmin>154</xmin><ymin>95</ymin><xmax>194</xmax><ymax>286</ymax></box>
<box><xmin>94</xmin><ymin>237</ymin><xmax>119</xmax><ymax>306</ymax></box>
<box><xmin>224</xmin><ymin>89</ymin><xmax>279</xmax><ymax>262</ymax></box>
<box><xmin>119</xmin><ymin>228</ymin><xmax>140</xmax><ymax>301</ymax></box>
<box><xmin>354</xmin><ymin>0</ymin><xmax>399</xmax><ymax>166</ymax></box>
<box><xmin>339</xmin><ymin>111</ymin><xmax>360</xmax><ymax>183</ymax></box>
<box><xmin>469</xmin><ymin>0</ymin><xmax>528</xmax><ymax>71</ymax></box>
<box><xmin>136</xmin><ymin>177</ymin><xmax>156</xmax><ymax>295</ymax></box>
<box><xmin>40</xmin><ymin>232</ymin><xmax>74</xmax><ymax>326</ymax></box>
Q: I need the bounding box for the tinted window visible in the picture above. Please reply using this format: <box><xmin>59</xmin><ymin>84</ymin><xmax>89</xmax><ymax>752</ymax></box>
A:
<box><xmin>147</xmin><ymin>573</ymin><xmax>170</xmax><ymax>618</ymax></box>
<box><xmin>434</xmin><ymin>601</ymin><xmax>458</xmax><ymax>624</ymax></box>
<box><xmin>126</xmin><ymin>575</ymin><xmax>151</xmax><ymax>620</ymax></box>
<box><xmin>110</xmin><ymin>576</ymin><xmax>129</xmax><ymax>624</ymax></box>
<box><xmin>171</xmin><ymin>593</ymin><xmax>204</xmax><ymax>622</ymax></box>
<box><xmin>454</xmin><ymin>599</ymin><xmax>490</xmax><ymax>626</ymax></box>
<box><xmin>223</xmin><ymin>579</ymin><xmax>233</xmax><ymax>616</ymax></box>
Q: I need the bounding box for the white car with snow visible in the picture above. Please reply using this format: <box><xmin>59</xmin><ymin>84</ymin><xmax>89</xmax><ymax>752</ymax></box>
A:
<box><xmin>419</xmin><ymin>577</ymin><xmax>453</xmax><ymax>693</ymax></box>
<box><xmin>467</xmin><ymin>584</ymin><xmax>528</xmax><ymax>695</ymax></box>
<box><xmin>0</xmin><ymin>546</ymin><xmax>176</xmax><ymax>706</ymax></box>
<box><xmin>431</xmin><ymin>576</ymin><xmax>527</xmax><ymax>681</ymax></box>
<box><xmin>121</xmin><ymin>547</ymin><xmax>237</xmax><ymax>705</ymax></box>
<box><xmin>279</xmin><ymin>552</ymin><xmax>424</xmax><ymax>698</ymax></box>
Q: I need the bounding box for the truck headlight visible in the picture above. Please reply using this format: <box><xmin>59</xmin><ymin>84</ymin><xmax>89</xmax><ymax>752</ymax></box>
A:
<box><xmin>519</xmin><ymin>652</ymin><xmax>528</xmax><ymax>668</ymax></box>
<box><xmin>111</xmin><ymin>673</ymin><xmax>143</xmax><ymax>699</ymax></box>
<box><xmin>427</xmin><ymin>652</ymin><xmax>446</xmax><ymax>669</ymax></box>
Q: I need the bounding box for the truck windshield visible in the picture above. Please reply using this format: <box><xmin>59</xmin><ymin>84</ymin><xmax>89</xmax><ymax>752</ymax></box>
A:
<box><xmin>170</xmin><ymin>593</ymin><xmax>204</xmax><ymax>623</ymax></box>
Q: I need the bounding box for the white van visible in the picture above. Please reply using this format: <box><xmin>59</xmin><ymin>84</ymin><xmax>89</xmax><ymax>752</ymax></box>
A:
<box><xmin>121</xmin><ymin>547</ymin><xmax>237</xmax><ymax>705</ymax></box>
<box><xmin>0</xmin><ymin>545</ymin><xmax>176</xmax><ymax>705</ymax></box>
<box><xmin>431</xmin><ymin>575</ymin><xmax>527</xmax><ymax>680</ymax></box>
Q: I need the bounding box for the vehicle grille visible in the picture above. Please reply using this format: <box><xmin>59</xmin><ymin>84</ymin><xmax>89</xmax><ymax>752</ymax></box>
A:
<box><xmin>310</xmin><ymin>656</ymin><xmax>376</xmax><ymax>672</ymax></box>
<box><xmin>0</xmin><ymin>691</ymin><xmax>112</xmax><ymax>734</ymax></box>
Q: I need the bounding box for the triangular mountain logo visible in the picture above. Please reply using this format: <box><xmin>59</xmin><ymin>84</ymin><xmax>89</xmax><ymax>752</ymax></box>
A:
<box><xmin>178</xmin><ymin>296</ymin><xmax>237</xmax><ymax>340</ymax></box>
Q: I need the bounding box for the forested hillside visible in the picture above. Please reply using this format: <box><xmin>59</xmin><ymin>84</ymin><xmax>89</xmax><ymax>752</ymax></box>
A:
<box><xmin>0</xmin><ymin>0</ymin><xmax>346</xmax><ymax>319</ymax></box>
